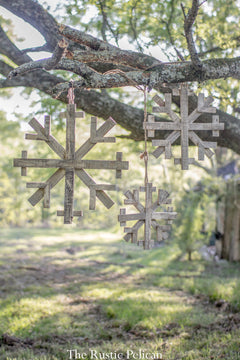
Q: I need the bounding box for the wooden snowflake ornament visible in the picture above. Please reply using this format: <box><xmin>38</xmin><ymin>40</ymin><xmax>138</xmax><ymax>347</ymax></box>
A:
<box><xmin>14</xmin><ymin>104</ymin><xmax>129</xmax><ymax>224</ymax></box>
<box><xmin>144</xmin><ymin>84</ymin><xmax>224</xmax><ymax>170</ymax></box>
<box><xmin>118</xmin><ymin>183</ymin><xmax>177</xmax><ymax>250</ymax></box>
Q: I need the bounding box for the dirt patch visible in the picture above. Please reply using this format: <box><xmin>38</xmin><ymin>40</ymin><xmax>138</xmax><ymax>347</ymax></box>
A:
<box><xmin>0</xmin><ymin>333</ymin><xmax>34</xmax><ymax>347</ymax></box>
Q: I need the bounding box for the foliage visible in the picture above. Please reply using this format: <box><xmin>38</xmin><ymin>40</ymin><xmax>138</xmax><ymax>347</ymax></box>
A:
<box><xmin>175</xmin><ymin>190</ymin><xmax>206</xmax><ymax>260</ymax></box>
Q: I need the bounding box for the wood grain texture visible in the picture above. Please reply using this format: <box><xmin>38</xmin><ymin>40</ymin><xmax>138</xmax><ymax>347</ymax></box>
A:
<box><xmin>21</xmin><ymin>150</ymin><xmax>27</xmax><ymax>176</ymax></box>
<box><xmin>147</xmin><ymin>84</ymin><xmax>224</xmax><ymax>169</ymax></box>
<box><xmin>119</xmin><ymin>183</ymin><xmax>177</xmax><ymax>250</ymax></box>
<box><xmin>14</xmin><ymin>103</ymin><xmax>128</xmax><ymax>223</ymax></box>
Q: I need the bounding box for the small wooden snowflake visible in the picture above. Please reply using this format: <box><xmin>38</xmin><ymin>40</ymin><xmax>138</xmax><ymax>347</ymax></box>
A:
<box><xmin>118</xmin><ymin>183</ymin><xmax>177</xmax><ymax>249</ymax></box>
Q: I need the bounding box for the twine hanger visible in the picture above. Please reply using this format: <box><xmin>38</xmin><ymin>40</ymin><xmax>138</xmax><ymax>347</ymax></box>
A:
<box><xmin>140</xmin><ymin>86</ymin><xmax>149</xmax><ymax>186</ymax></box>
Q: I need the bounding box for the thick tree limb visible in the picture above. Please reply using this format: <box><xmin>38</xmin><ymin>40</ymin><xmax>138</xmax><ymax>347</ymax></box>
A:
<box><xmin>1</xmin><ymin>58</ymin><xmax>240</xmax><ymax>155</ymax></box>
<box><xmin>8</xmin><ymin>55</ymin><xmax>240</xmax><ymax>89</ymax></box>
<box><xmin>1</xmin><ymin>0</ymin><xmax>240</xmax><ymax>157</ymax></box>
<box><xmin>0</xmin><ymin>25</ymin><xmax>30</xmax><ymax>65</ymax></box>
<box><xmin>0</xmin><ymin>0</ymin><xmax>59</xmax><ymax>51</ymax></box>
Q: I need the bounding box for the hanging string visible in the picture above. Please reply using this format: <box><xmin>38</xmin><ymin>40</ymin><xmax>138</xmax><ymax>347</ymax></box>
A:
<box><xmin>139</xmin><ymin>86</ymin><xmax>149</xmax><ymax>185</ymax></box>
<box><xmin>67</xmin><ymin>79</ymin><xmax>75</xmax><ymax>104</ymax></box>
<box><xmin>143</xmin><ymin>86</ymin><xmax>148</xmax><ymax>185</ymax></box>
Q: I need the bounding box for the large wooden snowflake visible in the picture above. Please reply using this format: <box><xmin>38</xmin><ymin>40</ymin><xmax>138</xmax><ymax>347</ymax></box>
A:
<box><xmin>14</xmin><ymin>104</ymin><xmax>129</xmax><ymax>224</ymax></box>
<box><xmin>118</xmin><ymin>183</ymin><xmax>177</xmax><ymax>249</ymax></box>
<box><xmin>144</xmin><ymin>84</ymin><xmax>224</xmax><ymax>170</ymax></box>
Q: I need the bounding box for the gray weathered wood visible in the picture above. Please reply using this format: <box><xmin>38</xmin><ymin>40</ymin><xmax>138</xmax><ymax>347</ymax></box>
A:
<box><xmin>89</xmin><ymin>184</ymin><xmax>116</xmax><ymax>210</ymax></box>
<box><xmin>57</xmin><ymin>210</ymin><xmax>83</xmax><ymax>217</ymax></box>
<box><xmin>147</xmin><ymin>115</ymin><xmax>155</xmax><ymax>138</ymax></box>
<box><xmin>28</xmin><ymin>169</ymin><xmax>64</xmax><ymax>206</ymax></box>
<box><xmin>21</xmin><ymin>151</ymin><xmax>27</xmax><ymax>176</ymax></box>
<box><xmin>212</xmin><ymin>115</ymin><xmax>220</xmax><ymax>136</ymax></box>
<box><xmin>90</xmin><ymin>116</ymin><xmax>115</xmax><ymax>144</ymax></box>
<box><xmin>144</xmin><ymin>183</ymin><xmax>153</xmax><ymax>249</ymax></box>
<box><xmin>119</xmin><ymin>183</ymin><xmax>177</xmax><ymax>249</ymax></box>
<box><xmin>75</xmin><ymin>169</ymin><xmax>115</xmax><ymax>209</ymax></box>
<box><xmin>44</xmin><ymin>115</ymin><xmax>51</xmax><ymax>139</ymax></box>
<box><xmin>14</xmin><ymin>102</ymin><xmax>128</xmax><ymax>223</ymax></box>
<box><xmin>119</xmin><ymin>208</ymin><xmax>126</xmax><ymax>226</ymax></box>
<box><xmin>26</xmin><ymin>117</ymin><xmax>66</xmax><ymax>158</ymax></box>
<box><xmin>63</xmin><ymin>104</ymin><xmax>76</xmax><ymax>223</ymax></box>
<box><xmin>75</xmin><ymin>117</ymin><xmax>116</xmax><ymax>159</ymax></box>
<box><xmin>147</xmin><ymin>84</ymin><xmax>224</xmax><ymax>169</ymax></box>
<box><xmin>14</xmin><ymin>158</ymin><xmax>129</xmax><ymax>171</ymax></box>
<box><xmin>26</xmin><ymin>182</ymin><xmax>50</xmax><ymax>208</ymax></box>
<box><xmin>181</xmin><ymin>83</ymin><xmax>189</xmax><ymax>170</ymax></box>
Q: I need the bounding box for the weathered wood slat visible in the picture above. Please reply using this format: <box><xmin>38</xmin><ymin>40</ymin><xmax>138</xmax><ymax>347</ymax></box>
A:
<box><xmin>189</xmin><ymin>131</ymin><xmax>215</xmax><ymax>159</ymax></box>
<box><xmin>14</xmin><ymin>158</ymin><xmax>129</xmax><ymax>170</ymax></box>
<box><xmin>21</xmin><ymin>151</ymin><xmax>27</xmax><ymax>176</ymax></box>
<box><xmin>26</xmin><ymin>182</ymin><xmax>46</xmax><ymax>188</ymax></box>
<box><xmin>144</xmin><ymin>183</ymin><xmax>153</xmax><ymax>249</ymax></box>
<box><xmin>66</xmin><ymin>104</ymin><xmax>76</xmax><ymax>159</ymax></box>
<box><xmin>119</xmin><ymin>209</ymin><xmax>126</xmax><ymax>226</ymax></box>
<box><xmin>57</xmin><ymin>210</ymin><xmax>83</xmax><ymax>217</ymax></box>
<box><xmin>118</xmin><ymin>213</ymin><xmax>146</xmax><ymax>222</ymax></box>
<box><xmin>28</xmin><ymin>118</ymin><xmax>65</xmax><ymax>159</ymax></box>
<box><xmin>64</xmin><ymin>169</ymin><xmax>74</xmax><ymax>223</ymax></box>
<box><xmin>147</xmin><ymin>115</ymin><xmax>155</xmax><ymax>137</ymax></box>
<box><xmin>212</xmin><ymin>115</ymin><xmax>220</xmax><ymax>136</ymax></box>
<box><xmin>123</xmin><ymin>220</ymin><xmax>144</xmax><ymax>242</ymax></box>
<box><xmin>28</xmin><ymin>168</ymin><xmax>65</xmax><ymax>206</ymax></box>
<box><xmin>59</xmin><ymin>111</ymin><xmax>84</xmax><ymax>119</ymax></box>
<box><xmin>75</xmin><ymin>117</ymin><xmax>116</xmax><ymax>159</ymax></box>
<box><xmin>144</xmin><ymin>122</ymin><xmax>181</xmax><ymax>131</ymax></box>
<box><xmin>89</xmin><ymin>184</ymin><xmax>116</xmax><ymax>210</ymax></box>
<box><xmin>75</xmin><ymin>169</ymin><xmax>114</xmax><ymax>209</ymax></box>
<box><xmin>152</xmin><ymin>212</ymin><xmax>177</xmax><ymax>220</ymax></box>
<box><xmin>152</xmin><ymin>131</ymin><xmax>180</xmax><ymax>158</ymax></box>
<box><xmin>181</xmin><ymin>84</ymin><xmax>189</xmax><ymax>170</ymax></box>
<box><xmin>44</xmin><ymin>115</ymin><xmax>51</xmax><ymax>139</ymax></box>
<box><xmin>63</xmin><ymin>104</ymin><xmax>76</xmax><ymax>224</ymax></box>
<box><xmin>188</xmin><ymin>123</ymin><xmax>224</xmax><ymax>131</ymax></box>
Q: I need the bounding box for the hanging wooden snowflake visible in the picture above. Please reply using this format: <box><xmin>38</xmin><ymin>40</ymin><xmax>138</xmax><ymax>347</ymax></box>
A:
<box><xmin>118</xmin><ymin>183</ymin><xmax>177</xmax><ymax>249</ymax></box>
<box><xmin>144</xmin><ymin>83</ymin><xmax>224</xmax><ymax>170</ymax></box>
<box><xmin>14</xmin><ymin>104</ymin><xmax>129</xmax><ymax>224</ymax></box>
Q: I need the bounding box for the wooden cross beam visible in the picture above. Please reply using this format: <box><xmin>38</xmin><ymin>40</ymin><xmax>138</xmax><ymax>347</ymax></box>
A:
<box><xmin>118</xmin><ymin>183</ymin><xmax>177</xmax><ymax>249</ymax></box>
<box><xmin>14</xmin><ymin>104</ymin><xmax>129</xmax><ymax>224</ymax></box>
<box><xmin>144</xmin><ymin>84</ymin><xmax>224</xmax><ymax>170</ymax></box>
<box><xmin>26</xmin><ymin>182</ymin><xmax>50</xmax><ymax>208</ymax></box>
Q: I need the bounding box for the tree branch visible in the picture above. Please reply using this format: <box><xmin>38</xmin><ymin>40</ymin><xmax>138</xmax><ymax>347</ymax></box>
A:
<box><xmin>44</xmin><ymin>38</ymin><xmax>68</xmax><ymax>70</ymax></box>
<box><xmin>59</xmin><ymin>24</ymin><xmax>161</xmax><ymax>70</ymax></box>
<box><xmin>183</xmin><ymin>0</ymin><xmax>202</xmax><ymax>70</ymax></box>
<box><xmin>22</xmin><ymin>44</ymin><xmax>52</xmax><ymax>54</ymax></box>
<box><xmin>0</xmin><ymin>0</ymin><xmax>60</xmax><ymax>51</ymax></box>
<box><xmin>0</xmin><ymin>25</ymin><xmax>30</xmax><ymax>65</ymax></box>
<box><xmin>70</xmin><ymin>49</ymin><xmax>161</xmax><ymax>70</ymax></box>
<box><xmin>8</xmin><ymin>55</ymin><xmax>240</xmax><ymax>88</ymax></box>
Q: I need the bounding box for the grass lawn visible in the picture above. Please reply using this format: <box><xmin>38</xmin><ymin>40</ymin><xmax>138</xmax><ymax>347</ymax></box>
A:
<box><xmin>0</xmin><ymin>227</ymin><xmax>240</xmax><ymax>359</ymax></box>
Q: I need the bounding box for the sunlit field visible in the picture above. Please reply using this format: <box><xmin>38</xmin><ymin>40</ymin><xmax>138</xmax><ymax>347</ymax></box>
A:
<box><xmin>0</xmin><ymin>228</ymin><xmax>240</xmax><ymax>359</ymax></box>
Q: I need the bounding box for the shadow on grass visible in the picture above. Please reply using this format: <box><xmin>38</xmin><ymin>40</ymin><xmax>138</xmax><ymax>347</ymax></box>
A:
<box><xmin>1</xmin><ymin>228</ymin><xmax>240</xmax><ymax>360</ymax></box>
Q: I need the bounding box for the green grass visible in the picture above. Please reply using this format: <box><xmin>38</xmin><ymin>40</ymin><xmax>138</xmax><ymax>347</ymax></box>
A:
<box><xmin>0</xmin><ymin>227</ymin><xmax>240</xmax><ymax>359</ymax></box>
